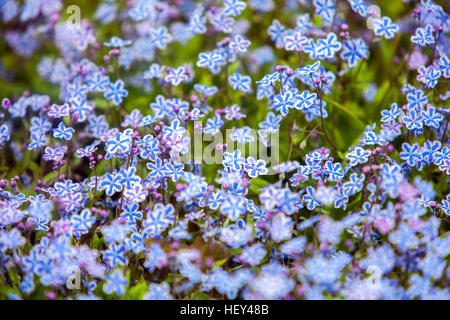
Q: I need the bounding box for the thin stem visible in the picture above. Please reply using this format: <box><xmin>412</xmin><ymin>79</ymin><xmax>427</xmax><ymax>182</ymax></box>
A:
<box><xmin>441</xmin><ymin>113</ymin><xmax>449</xmax><ymax>144</ymax></box>
<box><xmin>285</xmin><ymin>116</ymin><xmax>294</xmax><ymax>161</ymax></box>
<box><xmin>118</xmin><ymin>145</ymin><xmax>133</xmax><ymax>216</ymax></box>
<box><xmin>66</xmin><ymin>139</ymin><xmax>72</xmax><ymax>178</ymax></box>
<box><xmin>224</xmin><ymin>45</ymin><xmax>231</xmax><ymax>105</ymax></box>
<box><xmin>316</xmin><ymin>83</ymin><xmax>339</xmax><ymax>153</ymax></box>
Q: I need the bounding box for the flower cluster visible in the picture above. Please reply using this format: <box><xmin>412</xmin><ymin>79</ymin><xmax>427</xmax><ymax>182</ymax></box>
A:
<box><xmin>0</xmin><ymin>0</ymin><xmax>449</xmax><ymax>300</ymax></box>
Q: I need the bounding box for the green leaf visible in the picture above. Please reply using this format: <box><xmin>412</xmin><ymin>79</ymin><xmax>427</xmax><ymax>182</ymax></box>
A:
<box><xmin>195</xmin><ymin>292</ymin><xmax>211</xmax><ymax>300</ymax></box>
<box><xmin>250</xmin><ymin>177</ymin><xmax>270</xmax><ymax>194</ymax></box>
<box><xmin>124</xmin><ymin>280</ymin><xmax>148</xmax><ymax>300</ymax></box>
<box><xmin>213</xmin><ymin>258</ymin><xmax>228</xmax><ymax>268</ymax></box>
<box><xmin>325</xmin><ymin>98</ymin><xmax>365</xmax><ymax>128</ymax></box>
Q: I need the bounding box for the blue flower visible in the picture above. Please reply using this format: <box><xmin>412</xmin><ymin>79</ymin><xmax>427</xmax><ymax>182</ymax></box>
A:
<box><xmin>125</xmin><ymin>232</ymin><xmax>145</xmax><ymax>253</ymax></box>
<box><xmin>372</xmin><ymin>16</ymin><xmax>399</xmax><ymax>39</ymax></box>
<box><xmin>295</xmin><ymin>90</ymin><xmax>317</xmax><ymax>110</ymax></box>
<box><xmin>163</xmin><ymin>119</ymin><xmax>186</xmax><ymax>139</ymax></box>
<box><xmin>70</xmin><ymin>98</ymin><xmax>93</xmax><ymax>122</ymax></box>
<box><xmin>106</xmin><ymin>132</ymin><xmax>132</xmax><ymax>154</ymax></box>
<box><xmin>210</xmin><ymin>11</ymin><xmax>234</xmax><ymax>33</ymax></box>
<box><xmin>388</xmin><ymin>223</ymin><xmax>418</xmax><ymax>251</ymax></box>
<box><xmin>277</xmin><ymin>188</ymin><xmax>300</xmax><ymax>215</ymax></box>
<box><xmin>144</xmin><ymin>282</ymin><xmax>173</xmax><ymax>300</ymax></box>
<box><xmin>334</xmin><ymin>187</ymin><xmax>349</xmax><ymax>209</ymax></box>
<box><xmin>52</xmin><ymin>122</ymin><xmax>74</xmax><ymax>140</ymax></box>
<box><xmin>70</xmin><ymin>209</ymin><xmax>96</xmax><ymax>237</ymax></box>
<box><xmin>194</xmin><ymin>84</ymin><xmax>218</xmax><ymax>97</ymax></box>
<box><xmin>303</xmin><ymin>186</ymin><xmax>322</xmax><ymax>210</ymax></box>
<box><xmin>54</xmin><ymin>179</ymin><xmax>80</xmax><ymax>197</ymax></box>
<box><xmin>150</xmin><ymin>26</ymin><xmax>173</xmax><ymax>49</ymax></box>
<box><xmin>0</xmin><ymin>228</ymin><xmax>25</xmax><ymax>250</ymax></box>
<box><xmin>343</xmin><ymin>173</ymin><xmax>365</xmax><ymax>196</ymax></box>
<box><xmin>273</xmin><ymin>91</ymin><xmax>295</xmax><ymax>116</ymax></box>
<box><xmin>223</xmin><ymin>149</ymin><xmax>246</xmax><ymax>171</ymax></box>
<box><xmin>348</xmin><ymin>0</ymin><xmax>368</xmax><ymax>16</ymax></box>
<box><xmin>439</xmin><ymin>54</ymin><xmax>450</xmax><ymax>78</ymax></box>
<box><xmin>121</xmin><ymin>202</ymin><xmax>143</xmax><ymax>223</ymax></box>
<box><xmin>104</xmin><ymin>36</ymin><xmax>132</xmax><ymax>48</ymax></box>
<box><xmin>43</xmin><ymin>147</ymin><xmax>64</xmax><ymax>161</ymax></box>
<box><xmin>138</xmin><ymin>135</ymin><xmax>160</xmax><ymax>161</ymax></box>
<box><xmin>146</xmin><ymin>158</ymin><xmax>166</xmax><ymax>179</ymax></box>
<box><xmin>143</xmin><ymin>203</ymin><xmax>175</xmax><ymax>237</ymax></box>
<box><xmin>48</xmin><ymin>103</ymin><xmax>70</xmax><ymax>118</ymax></box>
<box><xmin>421</xmin><ymin>107</ymin><xmax>444</xmax><ymax>129</ymax></box>
<box><xmin>149</xmin><ymin>95</ymin><xmax>173</xmax><ymax>118</ymax></box>
<box><xmin>143</xmin><ymin>63</ymin><xmax>164</xmax><ymax>79</ymax></box>
<box><xmin>203</xmin><ymin>115</ymin><xmax>224</xmax><ymax>135</ymax></box>
<box><xmin>270</xmin><ymin>213</ymin><xmax>294</xmax><ymax>242</ymax></box>
<box><xmin>117</xmin><ymin>166</ymin><xmax>141</xmax><ymax>190</ymax></box>
<box><xmin>399</xmin><ymin>143</ymin><xmax>422</xmax><ymax>166</ymax></box>
<box><xmin>340</xmin><ymin>38</ymin><xmax>368</xmax><ymax>68</ymax></box>
<box><xmin>381</xmin><ymin>103</ymin><xmax>401</xmax><ymax>122</ymax></box>
<box><xmin>417</xmin><ymin>65</ymin><xmax>441</xmax><ymax>88</ymax></box>
<box><xmin>239</xmin><ymin>243</ymin><xmax>266</xmax><ymax>266</ymax></box>
<box><xmin>99</xmin><ymin>172</ymin><xmax>123</xmax><ymax>196</ymax></box>
<box><xmin>410</xmin><ymin>24</ymin><xmax>434</xmax><ymax>47</ymax></box>
<box><xmin>296</xmin><ymin>61</ymin><xmax>320</xmax><ymax>75</ymax></box>
<box><xmin>346</xmin><ymin>147</ymin><xmax>371</xmax><ymax>166</ymax></box>
<box><xmin>144</xmin><ymin>243</ymin><xmax>167</xmax><ymax>272</ymax></box>
<box><xmin>229</xmin><ymin>34</ymin><xmax>251</xmax><ymax>53</ymax></box>
<box><xmin>407</xmin><ymin>89</ymin><xmax>428</xmax><ymax>110</ymax></box>
<box><xmin>313</xmin><ymin>0</ymin><xmax>336</xmax><ymax>24</ymax></box>
<box><xmin>284</xmin><ymin>32</ymin><xmax>307</xmax><ymax>51</ymax></box>
<box><xmin>268</xmin><ymin>19</ymin><xmax>286</xmax><ymax>48</ymax></box>
<box><xmin>220</xmin><ymin>194</ymin><xmax>246</xmax><ymax>221</ymax></box>
<box><xmin>30</xmin><ymin>116</ymin><xmax>51</xmax><ymax>134</ymax></box>
<box><xmin>438</xmin><ymin>199</ymin><xmax>450</xmax><ymax>216</ymax></box>
<box><xmin>317</xmin><ymin>32</ymin><xmax>342</xmax><ymax>59</ymax></box>
<box><xmin>102</xmin><ymin>243</ymin><xmax>127</xmax><ymax>268</ymax></box>
<box><xmin>197</xmin><ymin>51</ymin><xmax>220</xmax><ymax>71</ymax></box>
<box><xmin>164</xmin><ymin>66</ymin><xmax>188</xmax><ymax>86</ymax></box>
<box><xmin>403</xmin><ymin>109</ymin><xmax>424</xmax><ymax>131</ymax></box>
<box><xmin>229</xmin><ymin>72</ymin><xmax>252</xmax><ymax>93</ymax></box>
<box><xmin>323</xmin><ymin>161</ymin><xmax>344</xmax><ymax>182</ymax></box>
<box><xmin>88</xmin><ymin>72</ymin><xmax>110</xmax><ymax>92</ymax></box>
<box><xmin>259</xmin><ymin>112</ymin><xmax>282</xmax><ymax>133</ymax></box>
<box><xmin>207</xmin><ymin>191</ymin><xmax>226</xmax><ymax>210</ymax></box>
<box><xmin>188</xmin><ymin>12</ymin><xmax>207</xmax><ymax>35</ymax></box>
<box><xmin>362</xmin><ymin>131</ymin><xmax>387</xmax><ymax>146</ymax></box>
<box><xmin>303</xmin><ymin>38</ymin><xmax>319</xmax><ymax>59</ymax></box>
<box><xmin>163</xmin><ymin>162</ymin><xmax>184</xmax><ymax>182</ymax></box>
<box><xmin>244</xmin><ymin>157</ymin><xmax>268</xmax><ymax>178</ymax></box>
<box><xmin>223</xmin><ymin>0</ymin><xmax>247</xmax><ymax>17</ymax></box>
<box><xmin>103</xmin><ymin>269</ymin><xmax>128</xmax><ymax>296</ymax></box>
<box><xmin>104</xmin><ymin>80</ymin><xmax>128</xmax><ymax>105</ymax></box>
<box><xmin>67</xmin><ymin>81</ymin><xmax>88</xmax><ymax>100</ymax></box>
<box><xmin>257</xmin><ymin>72</ymin><xmax>280</xmax><ymax>87</ymax></box>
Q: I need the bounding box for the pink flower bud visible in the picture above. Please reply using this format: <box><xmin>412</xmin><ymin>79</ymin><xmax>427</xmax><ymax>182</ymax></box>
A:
<box><xmin>2</xmin><ymin>98</ymin><xmax>10</xmax><ymax>109</ymax></box>
<box><xmin>190</xmin><ymin>94</ymin><xmax>198</xmax><ymax>102</ymax></box>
